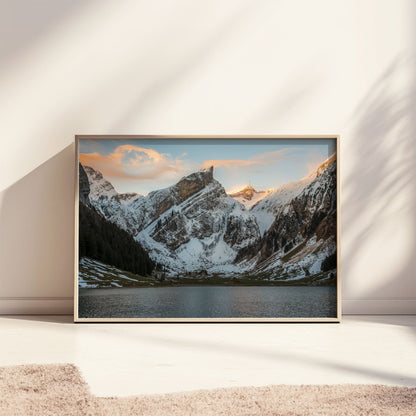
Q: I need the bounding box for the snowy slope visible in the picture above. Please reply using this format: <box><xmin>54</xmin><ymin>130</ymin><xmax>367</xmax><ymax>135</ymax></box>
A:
<box><xmin>250</xmin><ymin>175</ymin><xmax>314</xmax><ymax>235</ymax></box>
<box><xmin>250</xmin><ymin>154</ymin><xmax>337</xmax><ymax>236</ymax></box>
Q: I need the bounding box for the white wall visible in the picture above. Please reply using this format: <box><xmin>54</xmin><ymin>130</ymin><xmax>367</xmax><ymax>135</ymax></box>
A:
<box><xmin>0</xmin><ymin>0</ymin><xmax>415</xmax><ymax>314</ymax></box>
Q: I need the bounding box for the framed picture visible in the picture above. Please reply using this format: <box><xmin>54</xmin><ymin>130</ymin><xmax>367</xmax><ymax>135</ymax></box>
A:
<box><xmin>74</xmin><ymin>136</ymin><xmax>340</xmax><ymax>322</ymax></box>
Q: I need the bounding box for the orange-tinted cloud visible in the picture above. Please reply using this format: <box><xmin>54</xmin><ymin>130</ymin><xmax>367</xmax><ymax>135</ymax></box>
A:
<box><xmin>201</xmin><ymin>148</ymin><xmax>292</xmax><ymax>170</ymax></box>
<box><xmin>201</xmin><ymin>159</ymin><xmax>261</xmax><ymax>169</ymax></box>
<box><xmin>251</xmin><ymin>149</ymin><xmax>292</xmax><ymax>163</ymax></box>
<box><xmin>79</xmin><ymin>145</ymin><xmax>189</xmax><ymax>181</ymax></box>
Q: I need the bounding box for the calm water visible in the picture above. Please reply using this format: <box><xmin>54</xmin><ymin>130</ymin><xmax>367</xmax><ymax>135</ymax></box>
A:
<box><xmin>78</xmin><ymin>286</ymin><xmax>337</xmax><ymax>319</ymax></box>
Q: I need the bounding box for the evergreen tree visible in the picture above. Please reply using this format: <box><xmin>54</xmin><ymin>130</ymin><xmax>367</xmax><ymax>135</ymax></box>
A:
<box><xmin>321</xmin><ymin>253</ymin><xmax>337</xmax><ymax>272</ymax></box>
<box><xmin>78</xmin><ymin>202</ymin><xmax>154</xmax><ymax>275</ymax></box>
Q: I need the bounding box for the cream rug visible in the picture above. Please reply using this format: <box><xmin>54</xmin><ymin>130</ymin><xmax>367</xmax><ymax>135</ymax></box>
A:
<box><xmin>0</xmin><ymin>364</ymin><xmax>415</xmax><ymax>415</ymax></box>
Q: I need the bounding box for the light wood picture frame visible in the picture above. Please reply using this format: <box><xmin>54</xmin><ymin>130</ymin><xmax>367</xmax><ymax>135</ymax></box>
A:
<box><xmin>74</xmin><ymin>135</ymin><xmax>341</xmax><ymax>322</ymax></box>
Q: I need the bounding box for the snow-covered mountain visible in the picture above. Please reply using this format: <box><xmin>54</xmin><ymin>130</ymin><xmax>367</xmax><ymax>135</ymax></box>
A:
<box><xmin>228</xmin><ymin>158</ymin><xmax>335</xmax><ymax>237</ymax></box>
<box><xmin>83</xmin><ymin>165</ymin><xmax>117</xmax><ymax>200</ymax></box>
<box><xmin>132</xmin><ymin>167</ymin><xmax>261</xmax><ymax>274</ymax></box>
<box><xmin>228</xmin><ymin>185</ymin><xmax>270</xmax><ymax>209</ymax></box>
<box><xmin>81</xmin><ymin>154</ymin><xmax>337</xmax><ymax>281</ymax></box>
<box><xmin>82</xmin><ymin>165</ymin><xmax>144</xmax><ymax>232</ymax></box>
<box><xmin>249</xmin><ymin>155</ymin><xmax>336</xmax><ymax>238</ymax></box>
<box><xmin>83</xmin><ymin>165</ymin><xmax>142</xmax><ymax>204</ymax></box>
<box><xmin>252</xmin><ymin>154</ymin><xmax>337</xmax><ymax>280</ymax></box>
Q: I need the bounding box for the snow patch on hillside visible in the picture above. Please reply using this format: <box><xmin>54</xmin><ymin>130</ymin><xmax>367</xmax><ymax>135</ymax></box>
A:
<box><xmin>78</xmin><ymin>257</ymin><xmax>150</xmax><ymax>288</ymax></box>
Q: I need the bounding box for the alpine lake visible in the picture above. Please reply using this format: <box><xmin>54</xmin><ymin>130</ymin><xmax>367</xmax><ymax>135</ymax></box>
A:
<box><xmin>78</xmin><ymin>271</ymin><xmax>337</xmax><ymax>319</ymax></box>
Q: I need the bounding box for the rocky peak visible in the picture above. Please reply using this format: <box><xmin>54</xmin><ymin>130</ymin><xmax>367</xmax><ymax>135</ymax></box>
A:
<box><xmin>199</xmin><ymin>165</ymin><xmax>214</xmax><ymax>181</ymax></box>
<box><xmin>84</xmin><ymin>165</ymin><xmax>104</xmax><ymax>181</ymax></box>
<box><xmin>228</xmin><ymin>184</ymin><xmax>269</xmax><ymax>210</ymax></box>
<box><xmin>229</xmin><ymin>184</ymin><xmax>264</xmax><ymax>201</ymax></box>
<box><xmin>83</xmin><ymin>165</ymin><xmax>117</xmax><ymax>200</ymax></box>
<box><xmin>175</xmin><ymin>166</ymin><xmax>214</xmax><ymax>200</ymax></box>
<box><xmin>315</xmin><ymin>153</ymin><xmax>336</xmax><ymax>177</ymax></box>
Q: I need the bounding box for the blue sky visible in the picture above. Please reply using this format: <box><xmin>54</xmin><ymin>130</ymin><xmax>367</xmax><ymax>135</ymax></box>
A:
<box><xmin>79</xmin><ymin>138</ymin><xmax>335</xmax><ymax>194</ymax></box>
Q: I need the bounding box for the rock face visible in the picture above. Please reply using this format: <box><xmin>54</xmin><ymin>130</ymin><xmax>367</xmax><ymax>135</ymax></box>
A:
<box><xmin>81</xmin><ymin>165</ymin><xmax>143</xmax><ymax>233</ymax></box>
<box><xmin>83</xmin><ymin>166</ymin><xmax>118</xmax><ymax>201</ymax></box>
<box><xmin>134</xmin><ymin>168</ymin><xmax>261</xmax><ymax>274</ymax></box>
<box><xmin>78</xmin><ymin>163</ymin><xmax>91</xmax><ymax>206</ymax></box>
<box><xmin>83</xmin><ymin>165</ymin><xmax>142</xmax><ymax>205</ymax></box>
<box><xmin>114</xmin><ymin>192</ymin><xmax>142</xmax><ymax>205</ymax></box>
<box><xmin>260</xmin><ymin>161</ymin><xmax>336</xmax><ymax>258</ymax></box>
<box><xmin>229</xmin><ymin>184</ymin><xmax>257</xmax><ymax>200</ymax></box>
<box><xmin>176</xmin><ymin>166</ymin><xmax>214</xmax><ymax>200</ymax></box>
<box><xmin>250</xmin><ymin>175</ymin><xmax>315</xmax><ymax>236</ymax></box>
<box><xmin>80</xmin><ymin>155</ymin><xmax>337</xmax><ymax>280</ymax></box>
<box><xmin>253</xmin><ymin>155</ymin><xmax>337</xmax><ymax>279</ymax></box>
<box><xmin>129</xmin><ymin>166</ymin><xmax>216</xmax><ymax>232</ymax></box>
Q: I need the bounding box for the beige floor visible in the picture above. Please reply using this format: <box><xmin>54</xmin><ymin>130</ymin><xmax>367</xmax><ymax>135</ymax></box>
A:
<box><xmin>0</xmin><ymin>315</ymin><xmax>415</xmax><ymax>397</ymax></box>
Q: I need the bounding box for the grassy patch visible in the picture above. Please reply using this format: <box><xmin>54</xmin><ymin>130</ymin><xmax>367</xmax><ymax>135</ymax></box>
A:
<box><xmin>79</xmin><ymin>258</ymin><xmax>336</xmax><ymax>288</ymax></box>
<box><xmin>79</xmin><ymin>259</ymin><xmax>157</xmax><ymax>288</ymax></box>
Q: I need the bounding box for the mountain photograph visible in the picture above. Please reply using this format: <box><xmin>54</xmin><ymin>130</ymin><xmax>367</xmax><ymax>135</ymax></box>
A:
<box><xmin>76</xmin><ymin>138</ymin><xmax>338</xmax><ymax>320</ymax></box>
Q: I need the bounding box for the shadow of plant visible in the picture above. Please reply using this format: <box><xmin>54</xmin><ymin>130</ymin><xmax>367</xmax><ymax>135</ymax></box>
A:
<box><xmin>343</xmin><ymin>53</ymin><xmax>416</xmax><ymax>304</ymax></box>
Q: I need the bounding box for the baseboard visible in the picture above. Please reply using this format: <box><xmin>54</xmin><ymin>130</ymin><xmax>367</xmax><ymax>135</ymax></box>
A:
<box><xmin>0</xmin><ymin>297</ymin><xmax>73</xmax><ymax>315</ymax></box>
<box><xmin>0</xmin><ymin>298</ymin><xmax>415</xmax><ymax>315</ymax></box>
<box><xmin>342</xmin><ymin>299</ymin><xmax>416</xmax><ymax>315</ymax></box>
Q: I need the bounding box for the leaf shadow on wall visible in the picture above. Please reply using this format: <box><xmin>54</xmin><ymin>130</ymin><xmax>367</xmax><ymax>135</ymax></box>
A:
<box><xmin>0</xmin><ymin>144</ymin><xmax>75</xmax><ymax>300</ymax></box>
<box><xmin>343</xmin><ymin>53</ymin><xmax>416</xmax><ymax>308</ymax></box>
